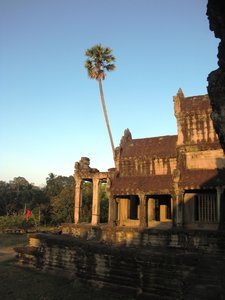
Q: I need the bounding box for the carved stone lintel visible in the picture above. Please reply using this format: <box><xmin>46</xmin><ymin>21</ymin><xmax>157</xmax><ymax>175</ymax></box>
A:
<box><xmin>75</xmin><ymin>157</ymin><xmax>99</xmax><ymax>176</ymax></box>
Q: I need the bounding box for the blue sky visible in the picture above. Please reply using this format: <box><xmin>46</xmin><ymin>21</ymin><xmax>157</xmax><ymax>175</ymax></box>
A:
<box><xmin>0</xmin><ymin>0</ymin><xmax>219</xmax><ymax>186</ymax></box>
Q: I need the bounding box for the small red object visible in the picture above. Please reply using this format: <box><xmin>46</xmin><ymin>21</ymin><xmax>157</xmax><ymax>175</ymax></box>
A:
<box><xmin>25</xmin><ymin>210</ymin><xmax>31</xmax><ymax>221</ymax></box>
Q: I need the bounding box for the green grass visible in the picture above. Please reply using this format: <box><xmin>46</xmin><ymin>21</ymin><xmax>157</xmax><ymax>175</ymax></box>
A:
<box><xmin>0</xmin><ymin>233</ymin><xmax>28</xmax><ymax>247</ymax></box>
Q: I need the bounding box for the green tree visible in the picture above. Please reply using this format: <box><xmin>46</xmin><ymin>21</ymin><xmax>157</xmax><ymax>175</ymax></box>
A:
<box><xmin>0</xmin><ymin>181</ymin><xmax>12</xmax><ymax>215</ymax></box>
<box><xmin>10</xmin><ymin>176</ymin><xmax>30</xmax><ymax>187</ymax></box>
<box><xmin>85</xmin><ymin>44</ymin><xmax>116</xmax><ymax>161</ymax></box>
<box><xmin>0</xmin><ymin>177</ymin><xmax>48</xmax><ymax>229</ymax></box>
<box><xmin>45</xmin><ymin>173</ymin><xmax>60</xmax><ymax>197</ymax></box>
<box><xmin>99</xmin><ymin>183</ymin><xmax>108</xmax><ymax>223</ymax></box>
<box><xmin>0</xmin><ymin>178</ymin><xmax>48</xmax><ymax>217</ymax></box>
<box><xmin>45</xmin><ymin>175</ymin><xmax>75</xmax><ymax>225</ymax></box>
<box><xmin>50</xmin><ymin>186</ymin><xmax>74</xmax><ymax>225</ymax></box>
<box><xmin>79</xmin><ymin>181</ymin><xmax>93</xmax><ymax>223</ymax></box>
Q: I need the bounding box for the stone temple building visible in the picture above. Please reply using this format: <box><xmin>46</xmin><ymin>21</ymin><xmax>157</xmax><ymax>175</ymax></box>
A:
<box><xmin>17</xmin><ymin>88</ymin><xmax>225</xmax><ymax>299</ymax></box>
<box><xmin>74</xmin><ymin>89</ymin><xmax>225</xmax><ymax>231</ymax></box>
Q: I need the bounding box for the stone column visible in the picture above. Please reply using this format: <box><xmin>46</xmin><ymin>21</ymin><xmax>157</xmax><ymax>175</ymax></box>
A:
<box><xmin>174</xmin><ymin>191</ymin><xmax>184</xmax><ymax>227</ymax></box>
<box><xmin>171</xmin><ymin>195</ymin><xmax>176</xmax><ymax>226</ymax></box>
<box><xmin>108</xmin><ymin>196</ymin><xmax>116</xmax><ymax>225</ymax></box>
<box><xmin>139</xmin><ymin>193</ymin><xmax>147</xmax><ymax>227</ymax></box>
<box><xmin>74</xmin><ymin>178</ymin><xmax>82</xmax><ymax>224</ymax></box>
<box><xmin>91</xmin><ymin>177</ymin><xmax>100</xmax><ymax>225</ymax></box>
<box><xmin>148</xmin><ymin>198</ymin><xmax>155</xmax><ymax>222</ymax></box>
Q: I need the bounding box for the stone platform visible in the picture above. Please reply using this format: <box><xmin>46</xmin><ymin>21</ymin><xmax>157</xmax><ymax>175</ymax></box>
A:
<box><xmin>15</xmin><ymin>226</ymin><xmax>225</xmax><ymax>299</ymax></box>
<box><xmin>61</xmin><ymin>223</ymin><xmax>224</xmax><ymax>251</ymax></box>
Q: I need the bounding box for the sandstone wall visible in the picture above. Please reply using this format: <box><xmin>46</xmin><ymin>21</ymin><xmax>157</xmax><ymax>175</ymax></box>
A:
<box><xmin>16</xmin><ymin>231</ymin><xmax>225</xmax><ymax>299</ymax></box>
<box><xmin>119</xmin><ymin>157</ymin><xmax>177</xmax><ymax>176</ymax></box>
<box><xmin>185</xmin><ymin>149</ymin><xmax>225</xmax><ymax>169</ymax></box>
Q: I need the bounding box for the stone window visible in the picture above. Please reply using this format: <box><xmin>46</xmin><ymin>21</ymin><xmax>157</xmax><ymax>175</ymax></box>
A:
<box><xmin>194</xmin><ymin>193</ymin><xmax>217</xmax><ymax>223</ymax></box>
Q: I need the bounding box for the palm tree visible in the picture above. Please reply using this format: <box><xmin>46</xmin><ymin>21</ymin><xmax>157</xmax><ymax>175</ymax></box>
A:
<box><xmin>84</xmin><ymin>44</ymin><xmax>116</xmax><ymax>160</ymax></box>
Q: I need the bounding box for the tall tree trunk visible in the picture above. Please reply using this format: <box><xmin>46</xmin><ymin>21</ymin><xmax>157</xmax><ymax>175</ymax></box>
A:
<box><xmin>98</xmin><ymin>79</ymin><xmax>115</xmax><ymax>161</ymax></box>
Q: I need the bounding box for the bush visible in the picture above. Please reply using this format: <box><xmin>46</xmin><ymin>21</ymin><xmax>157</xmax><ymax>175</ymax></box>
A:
<box><xmin>0</xmin><ymin>214</ymin><xmax>37</xmax><ymax>230</ymax></box>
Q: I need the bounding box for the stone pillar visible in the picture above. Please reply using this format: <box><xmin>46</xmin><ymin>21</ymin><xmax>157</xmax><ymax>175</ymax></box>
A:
<box><xmin>139</xmin><ymin>193</ymin><xmax>147</xmax><ymax>227</ymax></box>
<box><xmin>74</xmin><ymin>178</ymin><xmax>82</xmax><ymax>224</ymax></box>
<box><xmin>171</xmin><ymin>195</ymin><xmax>176</xmax><ymax>226</ymax></box>
<box><xmin>148</xmin><ymin>198</ymin><xmax>155</xmax><ymax>222</ymax></box>
<box><xmin>174</xmin><ymin>191</ymin><xmax>184</xmax><ymax>227</ymax></box>
<box><xmin>108</xmin><ymin>196</ymin><xmax>116</xmax><ymax>225</ymax></box>
<box><xmin>91</xmin><ymin>177</ymin><xmax>100</xmax><ymax>225</ymax></box>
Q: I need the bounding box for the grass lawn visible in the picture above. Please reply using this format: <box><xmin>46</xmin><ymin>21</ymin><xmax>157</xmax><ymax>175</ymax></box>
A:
<box><xmin>0</xmin><ymin>233</ymin><xmax>28</xmax><ymax>247</ymax></box>
<box><xmin>0</xmin><ymin>234</ymin><xmax>128</xmax><ymax>300</ymax></box>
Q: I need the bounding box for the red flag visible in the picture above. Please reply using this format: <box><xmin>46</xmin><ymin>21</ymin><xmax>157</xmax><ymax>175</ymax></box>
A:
<box><xmin>25</xmin><ymin>210</ymin><xmax>31</xmax><ymax>221</ymax></box>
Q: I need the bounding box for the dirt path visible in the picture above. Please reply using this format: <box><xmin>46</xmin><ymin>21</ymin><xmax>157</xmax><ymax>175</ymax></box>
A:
<box><xmin>0</xmin><ymin>246</ymin><xmax>16</xmax><ymax>262</ymax></box>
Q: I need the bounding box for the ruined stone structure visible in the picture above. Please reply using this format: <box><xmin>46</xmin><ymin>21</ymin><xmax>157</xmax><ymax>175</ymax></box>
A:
<box><xmin>207</xmin><ymin>0</ymin><xmax>225</xmax><ymax>152</ymax></box>
<box><xmin>16</xmin><ymin>91</ymin><xmax>225</xmax><ymax>298</ymax></box>
<box><xmin>74</xmin><ymin>90</ymin><xmax>225</xmax><ymax>231</ymax></box>
<box><xmin>74</xmin><ymin>157</ymin><xmax>107</xmax><ymax>225</ymax></box>
<box><xmin>15</xmin><ymin>231</ymin><xmax>225</xmax><ymax>299</ymax></box>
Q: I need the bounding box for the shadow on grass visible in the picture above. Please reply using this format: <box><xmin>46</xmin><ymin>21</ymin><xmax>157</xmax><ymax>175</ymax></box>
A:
<box><xmin>0</xmin><ymin>234</ymin><xmax>128</xmax><ymax>300</ymax></box>
<box><xmin>0</xmin><ymin>259</ymin><xmax>129</xmax><ymax>300</ymax></box>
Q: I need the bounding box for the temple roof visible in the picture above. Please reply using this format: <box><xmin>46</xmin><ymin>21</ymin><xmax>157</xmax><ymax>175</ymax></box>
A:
<box><xmin>120</xmin><ymin>135</ymin><xmax>177</xmax><ymax>158</ymax></box>
<box><xmin>110</xmin><ymin>168</ymin><xmax>225</xmax><ymax>196</ymax></box>
<box><xmin>111</xmin><ymin>175</ymin><xmax>173</xmax><ymax>195</ymax></box>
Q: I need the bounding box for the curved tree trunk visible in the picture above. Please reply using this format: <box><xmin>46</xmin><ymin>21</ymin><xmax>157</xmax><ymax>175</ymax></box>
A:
<box><xmin>98</xmin><ymin>79</ymin><xmax>115</xmax><ymax>162</ymax></box>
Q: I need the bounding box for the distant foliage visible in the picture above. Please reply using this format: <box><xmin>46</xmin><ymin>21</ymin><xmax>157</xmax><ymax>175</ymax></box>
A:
<box><xmin>79</xmin><ymin>181</ymin><xmax>93</xmax><ymax>223</ymax></box>
<box><xmin>0</xmin><ymin>173</ymin><xmax>108</xmax><ymax>227</ymax></box>
<box><xmin>46</xmin><ymin>174</ymin><xmax>75</xmax><ymax>225</ymax></box>
<box><xmin>0</xmin><ymin>213</ymin><xmax>37</xmax><ymax>230</ymax></box>
<box><xmin>0</xmin><ymin>177</ymin><xmax>48</xmax><ymax>217</ymax></box>
<box><xmin>79</xmin><ymin>181</ymin><xmax>109</xmax><ymax>223</ymax></box>
<box><xmin>100</xmin><ymin>184</ymin><xmax>108</xmax><ymax>223</ymax></box>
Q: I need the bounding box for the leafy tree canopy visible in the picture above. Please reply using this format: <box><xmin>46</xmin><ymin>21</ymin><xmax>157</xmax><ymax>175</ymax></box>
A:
<box><xmin>85</xmin><ymin>44</ymin><xmax>115</xmax><ymax>81</ymax></box>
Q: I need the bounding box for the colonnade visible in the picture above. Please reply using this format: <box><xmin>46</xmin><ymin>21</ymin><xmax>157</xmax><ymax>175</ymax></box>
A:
<box><xmin>74</xmin><ymin>173</ymin><xmax>107</xmax><ymax>225</ymax></box>
<box><xmin>74</xmin><ymin>172</ymin><xmax>224</xmax><ymax>229</ymax></box>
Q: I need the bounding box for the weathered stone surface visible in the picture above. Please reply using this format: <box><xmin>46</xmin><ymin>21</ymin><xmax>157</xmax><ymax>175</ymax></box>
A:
<box><xmin>74</xmin><ymin>89</ymin><xmax>225</xmax><ymax>231</ymax></box>
<box><xmin>207</xmin><ymin>0</ymin><xmax>225</xmax><ymax>152</ymax></box>
<box><xmin>15</xmin><ymin>232</ymin><xmax>225</xmax><ymax>299</ymax></box>
<box><xmin>61</xmin><ymin>224</ymin><xmax>225</xmax><ymax>251</ymax></box>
